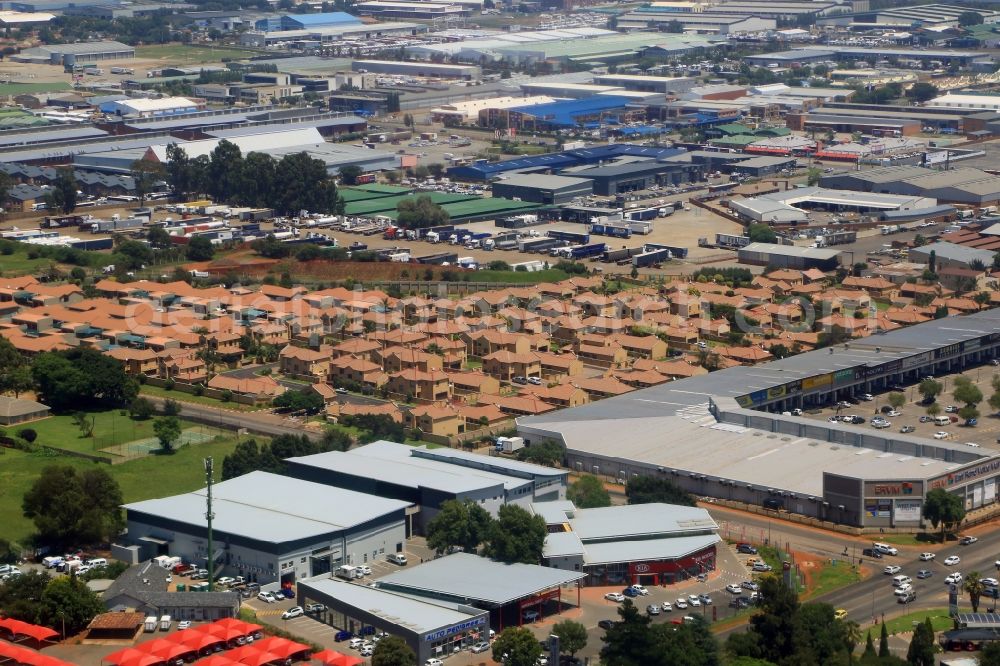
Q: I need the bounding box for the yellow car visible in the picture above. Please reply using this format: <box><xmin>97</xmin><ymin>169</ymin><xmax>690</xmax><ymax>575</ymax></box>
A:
<box><xmin>835</xmin><ymin>609</ymin><xmax>848</xmax><ymax>620</ymax></box>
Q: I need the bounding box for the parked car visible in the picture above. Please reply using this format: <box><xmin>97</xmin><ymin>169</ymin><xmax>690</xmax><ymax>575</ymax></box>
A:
<box><xmin>306</xmin><ymin>603</ymin><xmax>326</xmax><ymax>613</ymax></box>
<box><xmin>917</xmin><ymin>570</ymin><xmax>933</xmax><ymax>579</ymax></box>
<box><xmin>859</xmin><ymin>393</ymin><xmax>874</xmax><ymax>401</ymax></box>
<box><xmin>257</xmin><ymin>592</ymin><xmax>277</xmax><ymax>603</ymax></box>
<box><xmin>966</xmin><ymin>418</ymin><xmax>979</xmax><ymax>426</ymax></box>
<box><xmin>281</xmin><ymin>607</ymin><xmax>304</xmax><ymax>620</ymax></box>
<box><xmin>675</xmin><ymin>598</ymin><xmax>688</xmax><ymax>609</ymax></box>
<box><xmin>357</xmin><ymin>565</ymin><xmax>372</xmax><ymax>575</ymax></box>
<box><xmin>884</xmin><ymin>565</ymin><xmax>902</xmax><ymax>575</ymax></box>
<box><xmin>622</xmin><ymin>587</ymin><xmax>639</xmax><ymax>598</ymax></box>
<box><xmin>597</xmin><ymin>620</ymin><xmax>616</xmax><ymax>630</ymax></box>
<box><xmin>862</xmin><ymin>548</ymin><xmax>883</xmax><ymax>559</ymax></box>
<box><xmin>834</xmin><ymin>609</ymin><xmax>848</xmax><ymax>620</ymax></box>
<box><xmin>470</xmin><ymin>642</ymin><xmax>491</xmax><ymax>654</ymax></box>
<box><xmin>736</xmin><ymin>544</ymin><xmax>758</xmax><ymax>554</ymax></box>
<box><xmin>934</xmin><ymin>431</ymin><xmax>949</xmax><ymax>439</ymax></box>
<box><xmin>741</xmin><ymin>581</ymin><xmax>759</xmax><ymax>591</ymax></box>
<box><xmin>178</xmin><ymin>621</ymin><xmax>192</xmax><ymax>630</ymax></box>
<box><xmin>726</xmin><ymin>584</ymin><xmax>743</xmax><ymax>594</ymax></box>
<box><xmin>900</xmin><ymin>426</ymin><xmax>915</xmax><ymax>434</ymax></box>
<box><xmin>646</xmin><ymin>604</ymin><xmax>661</xmax><ymax>615</ymax></box>
<box><xmin>945</xmin><ymin>572</ymin><xmax>964</xmax><ymax>585</ymax></box>
<box><xmin>605</xmin><ymin>592</ymin><xmax>625</xmax><ymax>602</ymax></box>
<box><xmin>334</xmin><ymin>631</ymin><xmax>353</xmax><ymax>642</ymax></box>
<box><xmin>752</xmin><ymin>562</ymin><xmax>773</xmax><ymax>572</ymax></box>
<box><xmin>945</xmin><ymin>405</ymin><xmax>959</xmax><ymax>413</ymax></box>
<box><xmin>629</xmin><ymin>584</ymin><xmax>649</xmax><ymax>596</ymax></box>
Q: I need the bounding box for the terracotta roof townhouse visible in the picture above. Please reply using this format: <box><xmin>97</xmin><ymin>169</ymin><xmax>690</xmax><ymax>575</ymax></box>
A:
<box><xmin>386</xmin><ymin>369</ymin><xmax>451</xmax><ymax>403</ymax></box>
<box><xmin>278</xmin><ymin>345</ymin><xmax>332</xmax><ymax>380</ymax></box>
<box><xmin>408</xmin><ymin>404</ymin><xmax>464</xmax><ymax>438</ymax></box>
<box><xmin>482</xmin><ymin>350</ymin><xmax>542</xmax><ymax>382</ymax></box>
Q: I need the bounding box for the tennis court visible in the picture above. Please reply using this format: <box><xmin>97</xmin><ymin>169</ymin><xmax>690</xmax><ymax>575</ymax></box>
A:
<box><xmin>100</xmin><ymin>428</ymin><xmax>222</xmax><ymax>458</ymax></box>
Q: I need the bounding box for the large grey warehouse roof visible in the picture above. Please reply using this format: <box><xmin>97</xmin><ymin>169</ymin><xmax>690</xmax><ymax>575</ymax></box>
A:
<box><xmin>43</xmin><ymin>40</ymin><xmax>133</xmax><ymax>53</ymax></box>
<box><xmin>494</xmin><ymin>173</ymin><xmax>592</xmax><ymax>189</ymax></box>
<box><xmin>376</xmin><ymin>553</ymin><xmax>585</xmax><ymax>605</ymax></box>
<box><xmin>567</xmin><ymin>504</ymin><xmax>718</xmax><ymax>541</ymax></box>
<box><xmin>580</xmin><ymin>535</ymin><xmax>721</xmax><ymax>566</ymax></box>
<box><xmin>910</xmin><ymin>241</ymin><xmax>995</xmax><ymax>265</ymax></box>
<box><xmin>124</xmin><ymin>471</ymin><xmax>410</xmax><ymax>544</ymax></box>
<box><xmin>299</xmin><ymin>578</ymin><xmax>484</xmax><ymax>634</ymax></box>
<box><xmin>287</xmin><ymin>440</ymin><xmax>536</xmax><ymax>493</ymax></box>
<box><xmin>741</xmin><ymin>242</ymin><xmax>842</xmax><ymax>260</ymax></box>
<box><xmin>412</xmin><ymin>446</ymin><xmax>567</xmax><ymax>479</ymax></box>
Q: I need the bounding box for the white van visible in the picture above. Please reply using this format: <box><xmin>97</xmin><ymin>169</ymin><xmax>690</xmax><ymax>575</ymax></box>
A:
<box><xmin>892</xmin><ymin>575</ymin><xmax>911</xmax><ymax>587</ymax></box>
<box><xmin>144</xmin><ymin>616</ymin><xmax>158</xmax><ymax>632</ymax></box>
<box><xmin>934</xmin><ymin>416</ymin><xmax>951</xmax><ymax>426</ymax></box>
<box><xmin>86</xmin><ymin>558</ymin><xmax>107</xmax><ymax>567</ymax></box>
<box><xmin>159</xmin><ymin>615</ymin><xmax>171</xmax><ymax>631</ymax></box>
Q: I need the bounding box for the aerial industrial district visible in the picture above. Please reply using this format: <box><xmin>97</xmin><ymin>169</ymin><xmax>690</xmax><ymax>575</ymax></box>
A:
<box><xmin>11</xmin><ymin>2</ymin><xmax>1000</xmax><ymax>666</ymax></box>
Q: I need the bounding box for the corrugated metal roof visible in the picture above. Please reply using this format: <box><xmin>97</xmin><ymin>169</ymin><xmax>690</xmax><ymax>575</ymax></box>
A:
<box><xmin>568</xmin><ymin>504</ymin><xmax>718</xmax><ymax>541</ymax></box>
<box><xmin>377</xmin><ymin>553</ymin><xmax>585</xmax><ymax>605</ymax></box>
<box><xmin>582</xmin><ymin>535</ymin><xmax>721</xmax><ymax>565</ymax></box>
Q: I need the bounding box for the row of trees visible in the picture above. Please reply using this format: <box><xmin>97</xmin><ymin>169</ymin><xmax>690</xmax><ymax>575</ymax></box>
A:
<box><xmin>220</xmin><ymin>431</ymin><xmax>352</xmax><ymax>480</ymax></box>
<box><xmin>165</xmin><ymin>142</ymin><xmax>345</xmax><ymax>216</ymax></box>
<box><xmin>425</xmin><ymin>500</ymin><xmax>546</xmax><ymax>564</ymax></box>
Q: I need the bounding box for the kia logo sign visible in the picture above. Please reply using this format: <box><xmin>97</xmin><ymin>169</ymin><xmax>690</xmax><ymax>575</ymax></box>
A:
<box><xmin>635</xmin><ymin>564</ymin><xmax>650</xmax><ymax>573</ymax></box>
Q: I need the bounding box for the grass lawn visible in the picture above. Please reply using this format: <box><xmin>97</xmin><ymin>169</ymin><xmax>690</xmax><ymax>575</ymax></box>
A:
<box><xmin>474</xmin><ymin>269</ymin><xmax>572</xmax><ymax>284</ymax></box>
<box><xmin>882</xmin><ymin>608</ymin><xmax>953</xmax><ymax>635</ymax></box>
<box><xmin>0</xmin><ymin>434</ymin><xmax>246</xmax><ymax>548</ymax></box>
<box><xmin>140</xmin><ymin>385</ymin><xmax>259</xmax><ymax>412</ymax></box>
<box><xmin>464</xmin><ymin>358</ymin><xmax>483</xmax><ymax>370</ymax></box>
<box><xmin>802</xmin><ymin>560</ymin><xmax>863</xmax><ymax>600</ymax></box>
<box><xmin>135</xmin><ymin>44</ymin><xmax>257</xmax><ymax>64</ymax></box>
<box><xmin>876</xmin><ymin>533</ymin><xmax>938</xmax><ymax>546</ymax></box>
<box><xmin>0</xmin><ymin>82</ymin><xmax>71</xmax><ymax>96</ymax></box>
<box><xmin>25</xmin><ymin>410</ymin><xmax>204</xmax><ymax>455</ymax></box>
<box><xmin>0</xmin><ymin>247</ymin><xmax>58</xmax><ymax>275</ymax></box>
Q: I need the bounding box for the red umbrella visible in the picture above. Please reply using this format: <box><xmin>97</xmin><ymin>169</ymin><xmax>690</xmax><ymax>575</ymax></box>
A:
<box><xmin>138</xmin><ymin>639</ymin><xmax>194</xmax><ymax>662</ymax></box>
<box><xmin>236</xmin><ymin>652</ymin><xmax>284</xmax><ymax>666</ymax></box>
<box><xmin>195</xmin><ymin>624</ymin><xmax>246</xmax><ymax>642</ymax></box>
<box><xmin>198</xmin><ymin>656</ymin><xmax>243</xmax><ymax>666</ymax></box>
<box><xmin>310</xmin><ymin>650</ymin><xmax>345</xmax><ymax>666</ymax></box>
<box><xmin>213</xmin><ymin>619</ymin><xmax>261</xmax><ymax>635</ymax></box>
<box><xmin>254</xmin><ymin>637</ymin><xmax>309</xmax><ymax>660</ymax></box>
<box><xmin>175</xmin><ymin>632</ymin><xmax>224</xmax><ymax>652</ymax></box>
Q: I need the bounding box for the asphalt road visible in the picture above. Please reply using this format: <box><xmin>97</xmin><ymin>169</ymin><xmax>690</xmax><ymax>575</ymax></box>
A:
<box><xmin>143</xmin><ymin>395</ymin><xmax>319</xmax><ymax>440</ymax></box>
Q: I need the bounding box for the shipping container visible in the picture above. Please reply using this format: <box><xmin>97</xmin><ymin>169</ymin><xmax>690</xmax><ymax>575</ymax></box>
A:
<box><xmin>569</xmin><ymin>242</ymin><xmax>607</xmax><ymax>259</ymax></box>
<box><xmin>416</xmin><ymin>252</ymin><xmax>458</xmax><ymax>265</ymax></box>
<box><xmin>602</xmin><ymin>247</ymin><xmax>643</xmax><ymax>263</ymax></box>
<box><xmin>644</xmin><ymin>242</ymin><xmax>688</xmax><ymax>259</ymax></box>
<box><xmin>547</xmin><ymin>229</ymin><xmax>590</xmax><ymax>245</ymax></box>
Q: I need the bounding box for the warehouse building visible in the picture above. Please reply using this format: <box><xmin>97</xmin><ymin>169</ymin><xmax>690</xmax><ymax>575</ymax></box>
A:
<box><xmin>518</xmin><ymin>306</ymin><xmax>1000</xmax><ymax>529</ymax></box>
<box><xmin>122</xmin><ymin>471</ymin><xmax>410</xmax><ymax>585</ymax></box>
<box><xmin>738</xmin><ymin>242</ymin><xmax>842</xmax><ymax>269</ymax></box>
<box><xmin>350</xmin><ymin>59</ymin><xmax>479</xmax><ymax>80</ymax></box>
<box><xmin>909</xmin><ymin>241</ymin><xmax>996</xmax><ymax>271</ymax></box>
<box><xmin>504</xmin><ymin>96</ymin><xmax>641</xmax><ymax>131</ymax></box>
<box><xmin>491</xmin><ymin>173</ymin><xmax>593</xmax><ymax>205</ymax></box>
<box><xmin>533</xmin><ymin>502</ymin><xmax>720</xmax><ymax>587</ymax></box>
<box><xmin>787</xmin><ymin>111</ymin><xmax>921</xmax><ymax>136</ymax></box>
<box><xmin>374</xmin><ymin>553</ymin><xmax>586</xmax><ymax>630</ymax></box>
<box><xmin>592</xmin><ymin>74</ymin><xmax>699</xmax><ymax>95</ymax></box>
<box><xmin>569</xmin><ymin>157</ymin><xmax>705</xmax><ymax>195</ymax></box>
<box><xmin>254</xmin><ymin>11</ymin><xmax>360</xmax><ymax>31</ymax></box>
<box><xmin>100</xmin><ymin>97</ymin><xmax>200</xmax><ymax>118</ymax></box>
<box><xmin>296</xmin><ymin>579</ymin><xmax>490</xmax><ymax>665</ymax></box>
<box><xmin>617</xmin><ymin>10</ymin><xmax>776</xmax><ymax>34</ymax></box>
<box><xmin>285</xmin><ymin>441</ymin><xmax>568</xmax><ymax>533</ymax></box>
<box><xmin>15</xmin><ymin>40</ymin><xmax>134</xmax><ymax>66</ymax></box>
<box><xmin>729</xmin><ymin>187</ymin><xmax>937</xmax><ymax>224</ymax></box>
<box><xmin>821</xmin><ymin>165</ymin><xmax>1000</xmax><ymax>205</ymax></box>
<box><xmin>354</xmin><ymin>0</ymin><xmax>470</xmax><ymax>19</ymax></box>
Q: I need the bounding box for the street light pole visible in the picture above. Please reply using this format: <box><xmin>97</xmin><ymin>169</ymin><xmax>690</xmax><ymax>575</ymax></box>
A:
<box><xmin>205</xmin><ymin>457</ymin><xmax>215</xmax><ymax>593</ymax></box>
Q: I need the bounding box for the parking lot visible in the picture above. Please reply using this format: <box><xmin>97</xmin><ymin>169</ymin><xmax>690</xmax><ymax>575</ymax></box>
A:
<box><xmin>802</xmin><ymin>364</ymin><xmax>1000</xmax><ymax>451</ymax></box>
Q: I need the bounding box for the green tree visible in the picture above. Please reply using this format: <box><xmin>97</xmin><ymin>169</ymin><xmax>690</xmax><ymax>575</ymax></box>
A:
<box><xmin>887</xmin><ymin>392</ymin><xmax>906</xmax><ymax>410</ymax></box>
<box><xmin>371</xmin><ymin>635</ymin><xmax>416</xmax><ymax>666</ymax></box>
<box><xmin>922</xmin><ymin>487</ymin><xmax>966</xmax><ymax>543</ymax></box>
<box><xmin>115</xmin><ymin>240</ymin><xmax>153</xmax><ymax>270</ymax></box>
<box><xmin>128</xmin><ymin>397</ymin><xmax>154</xmax><ymax>420</ymax></box>
<box><xmin>862</xmin><ymin>630</ymin><xmax>875</xmax><ymax>658</ymax></box>
<box><xmin>905</xmin><ymin>82</ymin><xmax>939</xmax><ymax>103</ymax></box>
<box><xmin>493</xmin><ymin>627</ymin><xmax>542</xmax><ymax>666</ymax></box>
<box><xmin>153</xmin><ymin>416</ymin><xmax>182</xmax><ymax>453</ymax></box>
<box><xmin>319</xmin><ymin>427</ymin><xmax>353</xmax><ymax>452</ymax></box>
<box><xmin>146</xmin><ymin>226</ymin><xmax>172</xmax><ymax>250</ymax></box>
<box><xmin>514</xmin><ymin>440</ymin><xmax>564</xmax><ymax>466</ymax></box>
<box><xmin>567</xmin><ymin>474</ymin><xmax>611</xmax><ymax>508</ymax></box>
<box><xmin>396</xmin><ymin>195</ymin><xmax>450</xmax><ymax>230</ymax></box>
<box><xmin>272</xmin><ymin>389</ymin><xmax>324</xmax><ymax>415</ymax></box>
<box><xmin>31</xmin><ymin>348</ymin><xmax>137</xmax><ymax>411</ymax></box>
<box><xmin>38</xmin><ymin>575</ymin><xmax>104</xmax><ymax>636</ymax></box>
<box><xmin>626</xmin><ymin>475</ymin><xmax>695</xmax><ymax>507</ymax></box>
<box><xmin>186</xmin><ymin>235</ymin><xmax>215</xmax><ymax>261</ymax></box>
<box><xmin>165</xmin><ymin>143</ymin><xmax>193</xmax><ymax>198</ymax></box>
<box><xmin>745</xmin><ymin>576</ymin><xmax>800</xmax><ymax>664</ymax></box>
<box><xmin>958</xmin><ymin>10</ymin><xmax>984</xmax><ymax>25</ymax></box>
<box><xmin>131</xmin><ymin>158</ymin><xmax>165</xmax><ymax>207</ymax></box>
<box><xmin>221</xmin><ymin>439</ymin><xmax>282</xmax><ymax>480</ymax></box>
<box><xmin>0</xmin><ymin>569</ymin><xmax>50</xmax><ymax>623</ymax></box>
<box><xmin>552</xmin><ymin>619</ymin><xmax>588</xmax><ymax>657</ymax></box>
<box><xmin>22</xmin><ymin>465</ymin><xmax>124</xmax><ymax>548</ymax></box>
<box><xmin>0</xmin><ymin>337</ymin><xmax>31</xmax><ymax>397</ymax></box>
<box><xmin>485</xmin><ymin>504</ymin><xmax>546</xmax><ymax>564</ymax></box>
<box><xmin>339</xmin><ymin>165</ymin><xmax>363</xmax><ymax>186</ymax></box>
<box><xmin>879</xmin><ymin>622</ymin><xmax>889</xmax><ymax>658</ymax></box>
<box><xmin>45</xmin><ymin>167</ymin><xmax>78</xmax><ymax>214</ymax></box>
<box><xmin>981</xmin><ymin>641</ymin><xmax>1000</xmax><ymax>665</ymax></box>
<box><xmin>964</xmin><ymin>571</ymin><xmax>986</xmax><ymax>613</ymax></box>
<box><xmin>426</xmin><ymin>499</ymin><xmax>494</xmax><ymax>555</ymax></box>
<box><xmin>918</xmin><ymin>378</ymin><xmax>942</xmax><ymax>403</ymax></box>
<box><xmin>954</xmin><ymin>381</ymin><xmax>983</xmax><ymax>409</ymax></box>
<box><xmin>905</xmin><ymin>617</ymin><xmax>935</xmax><ymax>666</ymax></box>
<box><xmin>601</xmin><ymin>599</ymin><xmax>657</xmax><ymax>666</ymax></box>
<box><xmin>806</xmin><ymin>167</ymin><xmax>821</xmax><ymax>186</ymax></box>
<box><xmin>748</xmin><ymin>224</ymin><xmax>777</xmax><ymax>244</ymax></box>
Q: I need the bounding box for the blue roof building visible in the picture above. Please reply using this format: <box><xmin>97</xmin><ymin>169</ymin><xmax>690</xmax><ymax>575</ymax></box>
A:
<box><xmin>448</xmin><ymin>143</ymin><xmax>685</xmax><ymax>181</ymax></box>
<box><xmin>254</xmin><ymin>12</ymin><xmax>361</xmax><ymax>31</ymax></box>
<box><xmin>506</xmin><ymin>95</ymin><xmax>635</xmax><ymax>131</ymax></box>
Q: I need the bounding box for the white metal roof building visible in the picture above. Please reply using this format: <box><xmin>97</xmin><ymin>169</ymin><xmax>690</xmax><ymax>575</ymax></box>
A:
<box><xmin>374</xmin><ymin>552</ymin><xmax>585</xmax><ymax>629</ymax></box>
<box><xmin>532</xmin><ymin>501</ymin><xmax>721</xmax><ymax>586</ymax></box>
<box><xmin>15</xmin><ymin>40</ymin><xmax>134</xmax><ymax>66</ymax></box>
<box><xmin>517</xmin><ymin>306</ymin><xmax>1000</xmax><ymax>529</ymax></box>
<box><xmin>123</xmin><ymin>471</ymin><xmax>410</xmax><ymax>586</ymax></box>
<box><xmin>296</xmin><ymin>578</ymin><xmax>490</xmax><ymax>664</ymax></box>
<box><xmin>102</xmin><ymin>97</ymin><xmax>200</xmax><ymax>118</ymax></box>
<box><xmin>728</xmin><ymin>186</ymin><xmax>937</xmax><ymax>223</ymax></box>
<box><xmin>285</xmin><ymin>441</ymin><xmax>568</xmax><ymax>534</ymax></box>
